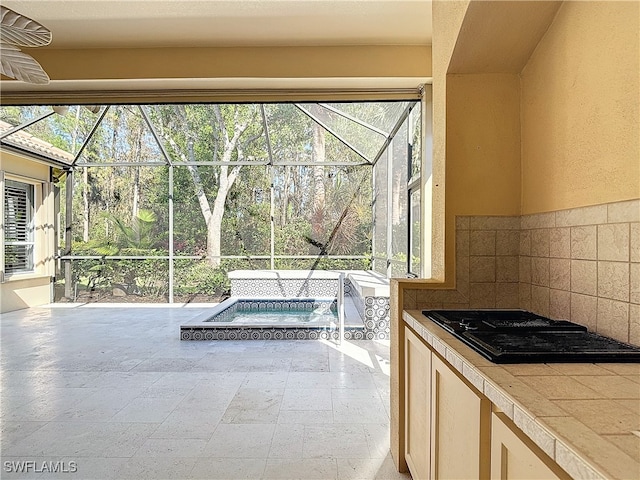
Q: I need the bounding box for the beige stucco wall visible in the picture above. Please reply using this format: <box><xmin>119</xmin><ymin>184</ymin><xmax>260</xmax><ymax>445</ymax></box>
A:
<box><xmin>1</xmin><ymin>152</ymin><xmax>55</xmax><ymax>313</ymax></box>
<box><xmin>430</xmin><ymin>0</ymin><xmax>471</xmax><ymax>285</ymax></box>
<box><xmin>521</xmin><ymin>1</ymin><xmax>640</xmax><ymax>213</ymax></box>
<box><xmin>2</xmin><ymin>45</ymin><xmax>432</xmax><ymax>104</ymax></box>
<box><xmin>442</xmin><ymin>73</ymin><xmax>521</xmax><ymax>284</ymax></box>
<box><xmin>430</xmin><ymin>0</ymin><xmax>639</xmax><ymax>284</ymax></box>
<box><xmin>446</xmin><ymin>74</ymin><xmax>521</xmax><ymax>213</ymax></box>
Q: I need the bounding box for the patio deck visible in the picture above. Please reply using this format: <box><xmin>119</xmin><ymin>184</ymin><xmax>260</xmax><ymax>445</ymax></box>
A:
<box><xmin>0</xmin><ymin>304</ymin><xmax>408</xmax><ymax>480</ymax></box>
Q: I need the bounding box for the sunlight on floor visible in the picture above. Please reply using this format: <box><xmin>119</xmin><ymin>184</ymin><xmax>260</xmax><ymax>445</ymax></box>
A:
<box><xmin>320</xmin><ymin>338</ymin><xmax>391</xmax><ymax>376</ymax></box>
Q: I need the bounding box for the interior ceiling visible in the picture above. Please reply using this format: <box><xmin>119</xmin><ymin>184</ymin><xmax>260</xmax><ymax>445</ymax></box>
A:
<box><xmin>1</xmin><ymin>0</ymin><xmax>432</xmax><ymax>48</ymax></box>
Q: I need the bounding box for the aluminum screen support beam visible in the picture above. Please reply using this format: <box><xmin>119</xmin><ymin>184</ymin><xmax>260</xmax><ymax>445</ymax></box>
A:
<box><xmin>293</xmin><ymin>104</ymin><xmax>371</xmax><ymax>164</ymax></box>
<box><xmin>260</xmin><ymin>104</ymin><xmax>276</xmax><ymax>270</ymax></box>
<box><xmin>371</xmin><ymin>102</ymin><xmax>416</xmax><ymax>168</ymax></box>
<box><xmin>64</xmin><ymin>169</ymin><xmax>74</xmax><ymax>299</ymax></box>
<box><xmin>71</xmin><ymin>106</ymin><xmax>110</xmax><ymax>167</ymax></box>
<box><xmin>338</xmin><ymin>272</ymin><xmax>345</xmax><ymax>345</ymax></box>
<box><xmin>168</xmin><ymin>165</ymin><xmax>174</xmax><ymax>303</ymax></box>
<box><xmin>140</xmin><ymin>106</ymin><xmax>173</xmax><ymax>166</ymax></box>
<box><xmin>0</xmin><ymin>110</ymin><xmax>55</xmax><ymax>140</ymax></box>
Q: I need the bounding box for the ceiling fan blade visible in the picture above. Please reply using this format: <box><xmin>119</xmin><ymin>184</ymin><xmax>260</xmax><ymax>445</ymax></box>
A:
<box><xmin>0</xmin><ymin>44</ymin><xmax>50</xmax><ymax>85</ymax></box>
<box><xmin>0</xmin><ymin>6</ymin><xmax>52</xmax><ymax>47</ymax></box>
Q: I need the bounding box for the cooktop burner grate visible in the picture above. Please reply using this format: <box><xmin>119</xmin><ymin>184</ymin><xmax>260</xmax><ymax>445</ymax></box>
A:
<box><xmin>422</xmin><ymin>309</ymin><xmax>640</xmax><ymax>364</ymax></box>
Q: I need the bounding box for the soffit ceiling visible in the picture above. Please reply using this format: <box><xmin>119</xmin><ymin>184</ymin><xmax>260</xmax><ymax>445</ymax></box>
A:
<box><xmin>1</xmin><ymin>0</ymin><xmax>433</xmax><ymax>49</ymax></box>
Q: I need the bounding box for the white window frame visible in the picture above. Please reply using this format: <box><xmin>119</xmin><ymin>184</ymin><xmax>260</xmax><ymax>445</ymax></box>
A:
<box><xmin>2</xmin><ymin>173</ymin><xmax>38</xmax><ymax>280</ymax></box>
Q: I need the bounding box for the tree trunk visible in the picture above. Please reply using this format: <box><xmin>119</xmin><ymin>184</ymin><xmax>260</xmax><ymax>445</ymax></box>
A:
<box><xmin>280</xmin><ymin>165</ymin><xmax>291</xmax><ymax>225</ymax></box>
<box><xmin>160</xmin><ymin>105</ymin><xmax>257</xmax><ymax>268</ymax></box>
<box><xmin>311</xmin><ymin>124</ymin><xmax>326</xmax><ymax>244</ymax></box>
<box><xmin>132</xmin><ymin>166</ymin><xmax>140</xmax><ymax>220</ymax></box>
<box><xmin>83</xmin><ymin>168</ymin><xmax>89</xmax><ymax>242</ymax></box>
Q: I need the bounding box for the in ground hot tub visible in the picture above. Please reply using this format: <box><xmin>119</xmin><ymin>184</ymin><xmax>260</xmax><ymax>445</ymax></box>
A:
<box><xmin>181</xmin><ymin>297</ymin><xmax>365</xmax><ymax>340</ymax></box>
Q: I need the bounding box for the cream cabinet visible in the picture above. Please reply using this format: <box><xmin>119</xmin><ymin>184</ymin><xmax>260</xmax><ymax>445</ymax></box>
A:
<box><xmin>431</xmin><ymin>353</ymin><xmax>491</xmax><ymax>479</ymax></box>
<box><xmin>404</xmin><ymin>327</ymin><xmax>490</xmax><ymax>480</ymax></box>
<box><xmin>404</xmin><ymin>327</ymin><xmax>432</xmax><ymax>479</ymax></box>
<box><xmin>491</xmin><ymin>411</ymin><xmax>571</xmax><ymax>480</ymax></box>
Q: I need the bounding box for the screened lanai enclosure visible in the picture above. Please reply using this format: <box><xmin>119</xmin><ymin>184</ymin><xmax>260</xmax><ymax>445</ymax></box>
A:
<box><xmin>1</xmin><ymin>100</ymin><xmax>424</xmax><ymax>303</ymax></box>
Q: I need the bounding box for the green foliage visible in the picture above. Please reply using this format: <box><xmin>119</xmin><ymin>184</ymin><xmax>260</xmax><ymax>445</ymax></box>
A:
<box><xmin>173</xmin><ymin>260</ymin><xmax>228</xmax><ymax>296</ymax></box>
<box><xmin>173</xmin><ymin>258</ymin><xmax>269</xmax><ymax>297</ymax></box>
<box><xmin>112</xmin><ymin>209</ymin><xmax>158</xmax><ymax>250</ymax></box>
<box><xmin>9</xmin><ymin>102</ymin><xmax>420</xmax><ymax>298</ymax></box>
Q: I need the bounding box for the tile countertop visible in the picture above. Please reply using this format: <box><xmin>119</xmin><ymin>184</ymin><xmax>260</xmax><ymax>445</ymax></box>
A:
<box><xmin>403</xmin><ymin>310</ymin><xmax>640</xmax><ymax>480</ymax></box>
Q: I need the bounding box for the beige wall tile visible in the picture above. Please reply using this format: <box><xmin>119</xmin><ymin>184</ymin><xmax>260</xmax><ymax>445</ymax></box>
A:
<box><xmin>571</xmin><ymin>293</ymin><xmax>598</xmax><ymax>331</ymax></box>
<box><xmin>531</xmin><ymin>285</ymin><xmax>550</xmax><ymax>317</ymax></box>
<box><xmin>469</xmin><ymin>230</ymin><xmax>496</xmax><ymax>256</ymax></box>
<box><xmin>549</xmin><ymin>258</ymin><xmax>571</xmax><ymax>291</ymax></box>
<box><xmin>631</xmin><ymin>223</ymin><xmax>640</xmax><ymax>263</ymax></box>
<box><xmin>598</xmin><ymin>224</ymin><xmax>630</xmax><ymax>262</ymax></box>
<box><xmin>519</xmin><ymin>282</ymin><xmax>531</xmax><ymax>310</ymax></box>
<box><xmin>402</xmin><ymin>289</ymin><xmax>417</xmax><ymax>309</ymax></box>
<box><xmin>469</xmin><ymin>256</ymin><xmax>495</xmax><ymax>282</ymax></box>
<box><xmin>496</xmin><ymin>256</ymin><xmax>519</xmax><ymax>282</ymax></box>
<box><xmin>519</xmin><ymin>256</ymin><xmax>531</xmax><ymax>283</ymax></box>
<box><xmin>531</xmin><ymin>229</ymin><xmax>550</xmax><ymax>257</ymax></box>
<box><xmin>415</xmin><ymin>300</ymin><xmax>444</xmax><ymax>310</ymax></box>
<box><xmin>456</xmin><ymin>228</ymin><xmax>470</xmax><ymax>257</ymax></box>
<box><xmin>520</xmin><ymin>230</ymin><xmax>531</xmax><ymax>256</ymax></box>
<box><xmin>631</xmin><ymin>263</ymin><xmax>640</xmax><ymax>305</ymax></box>
<box><xmin>469</xmin><ymin>216</ymin><xmax>520</xmax><ymax>230</ymax></box>
<box><xmin>521</xmin><ymin>212</ymin><xmax>555</xmax><ymax>230</ymax></box>
<box><xmin>598</xmin><ymin>261</ymin><xmax>630</xmax><ymax>302</ymax></box>
<box><xmin>456</xmin><ymin>216</ymin><xmax>470</xmax><ymax>231</ymax></box>
<box><xmin>441</xmin><ymin>302</ymin><xmax>470</xmax><ymax>310</ymax></box>
<box><xmin>630</xmin><ymin>304</ymin><xmax>640</xmax><ymax>346</ymax></box>
<box><xmin>549</xmin><ymin>227</ymin><xmax>571</xmax><ymax>259</ymax></box>
<box><xmin>469</xmin><ymin>283</ymin><xmax>496</xmax><ymax>308</ymax></box>
<box><xmin>608</xmin><ymin>199</ymin><xmax>640</xmax><ymax>223</ymax></box>
<box><xmin>496</xmin><ymin>283</ymin><xmax>519</xmax><ymax>308</ymax></box>
<box><xmin>455</xmin><ymin>253</ymin><xmax>470</xmax><ymax>299</ymax></box>
<box><xmin>597</xmin><ymin>298</ymin><xmax>630</xmax><ymax>343</ymax></box>
<box><xmin>556</xmin><ymin>204</ymin><xmax>608</xmax><ymax>227</ymax></box>
<box><xmin>531</xmin><ymin>257</ymin><xmax>550</xmax><ymax>286</ymax></box>
<box><xmin>549</xmin><ymin>289</ymin><xmax>571</xmax><ymax>320</ymax></box>
<box><xmin>496</xmin><ymin>230</ymin><xmax>520</xmax><ymax>256</ymax></box>
<box><xmin>571</xmin><ymin>225</ymin><xmax>597</xmax><ymax>260</ymax></box>
<box><xmin>571</xmin><ymin>260</ymin><xmax>598</xmax><ymax>296</ymax></box>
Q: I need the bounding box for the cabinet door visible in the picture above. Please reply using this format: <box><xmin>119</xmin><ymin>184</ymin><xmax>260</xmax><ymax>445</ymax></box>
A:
<box><xmin>491</xmin><ymin>412</ymin><xmax>570</xmax><ymax>480</ymax></box>
<box><xmin>432</xmin><ymin>354</ymin><xmax>491</xmax><ymax>480</ymax></box>
<box><xmin>405</xmin><ymin>327</ymin><xmax>431</xmax><ymax>480</ymax></box>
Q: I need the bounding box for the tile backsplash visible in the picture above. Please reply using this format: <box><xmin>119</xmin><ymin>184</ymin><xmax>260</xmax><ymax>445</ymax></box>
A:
<box><xmin>403</xmin><ymin>199</ymin><xmax>640</xmax><ymax>346</ymax></box>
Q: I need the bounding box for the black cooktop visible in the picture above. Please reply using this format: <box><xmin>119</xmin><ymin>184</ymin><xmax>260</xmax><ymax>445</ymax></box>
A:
<box><xmin>422</xmin><ymin>309</ymin><xmax>640</xmax><ymax>364</ymax></box>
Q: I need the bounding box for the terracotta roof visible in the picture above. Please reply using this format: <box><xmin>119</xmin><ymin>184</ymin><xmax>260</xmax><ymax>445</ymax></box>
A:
<box><xmin>0</xmin><ymin>120</ymin><xmax>75</xmax><ymax>165</ymax></box>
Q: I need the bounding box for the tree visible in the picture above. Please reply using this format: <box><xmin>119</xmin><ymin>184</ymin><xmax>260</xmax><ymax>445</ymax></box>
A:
<box><xmin>152</xmin><ymin>104</ymin><xmax>264</xmax><ymax>268</ymax></box>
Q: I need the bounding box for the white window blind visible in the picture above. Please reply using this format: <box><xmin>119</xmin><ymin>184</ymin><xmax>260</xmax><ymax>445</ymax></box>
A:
<box><xmin>4</xmin><ymin>179</ymin><xmax>35</xmax><ymax>274</ymax></box>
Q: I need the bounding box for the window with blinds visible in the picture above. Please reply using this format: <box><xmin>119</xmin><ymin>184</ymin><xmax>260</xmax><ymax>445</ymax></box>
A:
<box><xmin>4</xmin><ymin>180</ymin><xmax>35</xmax><ymax>274</ymax></box>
